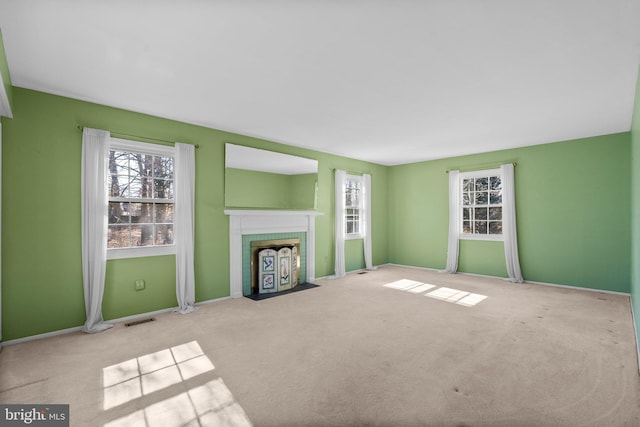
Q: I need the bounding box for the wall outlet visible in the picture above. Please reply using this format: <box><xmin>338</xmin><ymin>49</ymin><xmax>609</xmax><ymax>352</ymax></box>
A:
<box><xmin>135</xmin><ymin>279</ymin><xmax>145</xmax><ymax>291</ymax></box>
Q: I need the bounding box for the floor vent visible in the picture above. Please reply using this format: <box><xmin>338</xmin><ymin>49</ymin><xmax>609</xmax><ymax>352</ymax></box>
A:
<box><xmin>124</xmin><ymin>318</ymin><xmax>156</xmax><ymax>327</ymax></box>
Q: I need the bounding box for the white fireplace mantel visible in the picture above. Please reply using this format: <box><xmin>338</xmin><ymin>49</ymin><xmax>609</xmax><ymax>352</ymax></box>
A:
<box><xmin>224</xmin><ymin>210</ymin><xmax>323</xmax><ymax>298</ymax></box>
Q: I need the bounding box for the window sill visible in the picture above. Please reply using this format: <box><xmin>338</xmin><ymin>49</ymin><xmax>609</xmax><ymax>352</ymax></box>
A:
<box><xmin>107</xmin><ymin>245</ymin><xmax>177</xmax><ymax>260</ymax></box>
<box><xmin>459</xmin><ymin>234</ymin><xmax>504</xmax><ymax>242</ymax></box>
<box><xmin>345</xmin><ymin>234</ymin><xmax>365</xmax><ymax>240</ymax></box>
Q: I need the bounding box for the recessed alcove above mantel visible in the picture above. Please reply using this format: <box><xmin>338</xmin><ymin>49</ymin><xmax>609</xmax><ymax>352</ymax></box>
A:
<box><xmin>224</xmin><ymin>144</ymin><xmax>319</xmax><ymax>210</ymax></box>
<box><xmin>224</xmin><ymin>210</ymin><xmax>323</xmax><ymax>298</ymax></box>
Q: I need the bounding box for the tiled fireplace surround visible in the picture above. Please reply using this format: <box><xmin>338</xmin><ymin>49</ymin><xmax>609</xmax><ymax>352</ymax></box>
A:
<box><xmin>224</xmin><ymin>210</ymin><xmax>322</xmax><ymax>298</ymax></box>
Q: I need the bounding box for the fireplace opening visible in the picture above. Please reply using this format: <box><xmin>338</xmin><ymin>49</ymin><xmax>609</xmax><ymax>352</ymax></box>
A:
<box><xmin>251</xmin><ymin>238</ymin><xmax>301</xmax><ymax>295</ymax></box>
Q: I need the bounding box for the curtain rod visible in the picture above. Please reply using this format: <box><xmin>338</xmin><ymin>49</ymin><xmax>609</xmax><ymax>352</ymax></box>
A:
<box><xmin>445</xmin><ymin>162</ymin><xmax>516</xmax><ymax>174</ymax></box>
<box><xmin>77</xmin><ymin>126</ymin><xmax>200</xmax><ymax>149</ymax></box>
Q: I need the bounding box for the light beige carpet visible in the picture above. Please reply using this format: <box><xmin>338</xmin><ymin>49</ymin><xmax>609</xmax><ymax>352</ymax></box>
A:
<box><xmin>1</xmin><ymin>265</ymin><xmax>639</xmax><ymax>426</ymax></box>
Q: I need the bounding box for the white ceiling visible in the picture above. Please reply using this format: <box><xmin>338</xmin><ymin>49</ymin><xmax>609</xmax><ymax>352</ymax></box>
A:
<box><xmin>1</xmin><ymin>0</ymin><xmax>639</xmax><ymax>166</ymax></box>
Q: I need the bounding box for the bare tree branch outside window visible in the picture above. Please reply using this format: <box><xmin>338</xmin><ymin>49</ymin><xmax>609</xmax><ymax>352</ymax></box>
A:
<box><xmin>107</xmin><ymin>150</ymin><xmax>174</xmax><ymax>249</ymax></box>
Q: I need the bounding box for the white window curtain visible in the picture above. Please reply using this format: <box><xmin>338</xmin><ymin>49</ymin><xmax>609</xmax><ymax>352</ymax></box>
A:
<box><xmin>175</xmin><ymin>143</ymin><xmax>197</xmax><ymax>313</ymax></box>
<box><xmin>334</xmin><ymin>169</ymin><xmax>347</xmax><ymax>278</ymax></box>
<box><xmin>444</xmin><ymin>170</ymin><xmax>460</xmax><ymax>273</ymax></box>
<box><xmin>81</xmin><ymin>128</ymin><xmax>113</xmax><ymax>333</ymax></box>
<box><xmin>501</xmin><ymin>163</ymin><xmax>524</xmax><ymax>283</ymax></box>
<box><xmin>363</xmin><ymin>173</ymin><xmax>376</xmax><ymax>271</ymax></box>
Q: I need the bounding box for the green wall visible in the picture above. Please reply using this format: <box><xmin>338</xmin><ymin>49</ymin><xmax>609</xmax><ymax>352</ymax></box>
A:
<box><xmin>225</xmin><ymin>168</ymin><xmax>317</xmax><ymax>209</ymax></box>
<box><xmin>1</xmin><ymin>87</ymin><xmax>388</xmax><ymax>341</ymax></box>
<box><xmin>631</xmin><ymin>66</ymin><xmax>640</xmax><ymax>358</ymax></box>
<box><xmin>225</xmin><ymin>168</ymin><xmax>291</xmax><ymax>208</ymax></box>
<box><xmin>2</xmin><ymin>84</ymin><xmax>634</xmax><ymax>342</ymax></box>
<box><xmin>389</xmin><ymin>132</ymin><xmax>631</xmax><ymax>292</ymax></box>
<box><xmin>289</xmin><ymin>173</ymin><xmax>317</xmax><ymax>209</ymax></box>
<box><xmin>0</xmin><ymin>30</ymin><xmax>12</xmax><ymax>113</ymax></box>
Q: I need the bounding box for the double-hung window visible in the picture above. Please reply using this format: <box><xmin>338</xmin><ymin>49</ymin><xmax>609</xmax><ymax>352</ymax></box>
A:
<box><xmin>345</xmin><ymin>174</ymin><xmax>364</xmax><ymax>239</ymax></box>
<box><xmin>107</xmin><ymin>138</ymin><xmax>176</xmax><ymax>259</ymax></box>
<box><xmin>460</xmin><ymin>168</ymin><xmax>503</xmax><ymax>240</ymax></box>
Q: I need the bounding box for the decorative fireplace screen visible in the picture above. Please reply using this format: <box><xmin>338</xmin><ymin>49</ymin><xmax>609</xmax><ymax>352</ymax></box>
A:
<box><xmin>251</xmin><ymin>238</ymin><xmax>300</xmax><ymax>294</ymax></box>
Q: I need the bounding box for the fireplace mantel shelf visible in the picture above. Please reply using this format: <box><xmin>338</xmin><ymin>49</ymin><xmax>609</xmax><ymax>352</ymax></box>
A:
<box><xmin>225</xmin><ymin>209</ymin><xmax>322</xmax><ymax>298</ymax></box>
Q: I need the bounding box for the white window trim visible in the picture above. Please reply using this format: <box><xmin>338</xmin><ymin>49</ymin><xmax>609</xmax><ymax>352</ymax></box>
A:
<box><xmin>458</xmin><ymin>233</ymin><xmax>503</xmax><ymax>242</ymax></box>
<box><xmin>345</xmin><ymin>174</ymin><xmax>365</xmax><ymax>240</ymax></box>
<box><xmin>108</xmin><ymin>245</ymin><xmax>176</xmax><ymax>260</ymax></box>
<box><xmin>345</xmin><ymin>231</ymin><xmax>364</xmax><ymax>240</ymax></box>
<box><xmin>106</xmin><ymin>137</ymin><xmax>177</xmax><ymax>260</ymax></box>
<box><xmin>458</xmin><ymin>168</ymin><xmax>504</xmax><ymax>242</ymax></box>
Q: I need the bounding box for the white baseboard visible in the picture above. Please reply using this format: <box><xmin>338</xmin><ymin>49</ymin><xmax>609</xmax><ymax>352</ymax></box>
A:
<box><xmin>630</xmin><ymin>297</ymin><xmax>640</xmax><ymax>375</ymax></box>
<box><xmin>384</xmin><ymin>263</ymin><xmax>440</xmax><ymax>272</ymax></box>
<box><xmin>2</xmin><ymin>325</ymin><xmax>84</xmax><ymax>346</ymax></box>
<box><xmin>315</xmin><ymin>265</ymin><xmax>381</xmax><ymax>281</ymax></box>
<box><xmin>196</xmin><ymin>296</ymin><xmax>232</xmax><ymax>306</ymax></box>
<box><xmin>109</xmin><ymin>306</ymin><xmax>178</xmax><ymax>326</ymax></box>
<box><xmin>384</xmin><ymin>263</ymin><xmax>631</xmax><ymax>296</ymax></box>
<box><xmin>2</xmin><ymin>295</ymin><xmax>233</xmax><ymax>347</ymax></box>
<box><xmin>524</xmin><ymin>279</ymin><xmax>630</xmax><ymax>296</ymax></box>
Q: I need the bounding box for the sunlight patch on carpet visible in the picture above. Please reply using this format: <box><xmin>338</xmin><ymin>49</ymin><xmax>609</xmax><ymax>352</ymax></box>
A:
<box><xmin>104</xmin><ymin>378</ymin><xmax>252</xmax><ymax>427</ymax></box>
<box><xmin>425</xmin><ymin>287</ymin><xmax>487</xmax><ymax>307</ymax></box>
<box><xmin>103</xmin><ymin>341</ymin><xmax>215</xmax><ymax>410</ymax></box>
<box><xmin>383</xmin><ymin>279</ymin><xmax>436</xmax><ymax>292</ymax></box>
<box><xmin>102</xmin><ymin>340</ymin><xmax>252</xmax><ymax>426</ymax></box>
<box><xmin>456</xmin><ymin>293</ymin><xmax>488</xmax><ymax>307</ymax></box>
<box><xmin>383</xmin><ymin>280</ymin><xmax>487</xmax><ymax>307</ymax></box>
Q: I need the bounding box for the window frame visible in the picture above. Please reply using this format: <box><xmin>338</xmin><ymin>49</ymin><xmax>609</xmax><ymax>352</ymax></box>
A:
<box><xmin>458</xmin><ymin>168</ymin><xmax>504</xmax><ymax>242</ymax></box>
<box><xmin>344</xmin><ymin>174</ymin><xmax>365</xmax><ymax>240</ymax></box>
<box><xmin>106</xmin><ymin>138</ymin><xmax>177</xmax><ymax>260</ymax></box>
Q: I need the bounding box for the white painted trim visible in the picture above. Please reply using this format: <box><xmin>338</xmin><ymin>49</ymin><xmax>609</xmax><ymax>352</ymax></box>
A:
<box><xmin>345</xmin><ymin>174</ymin><xmax>365</xmax><ymax>240</ymax></box>
<box><xmin>458</xmin><ymin>168</ymin><xmax>504</xmax><ymax>241</ymax></box>
<box><xmin>385</xmin><ymin>263</ymin><xmax>631</xmax><ymax>296</ymax></box>
<box><xmin>224</xmin><ymin>209</ymin><xmax>322</xmax><ymax>217</ymax></box>
<box><xmin>108</xmin><ymin>245</ymin><xmax>176</xmax><ymax>260</ymax></box>
<box><xmin>524</xmin><ymin>279</ymin><xmax>630</xmax><ymax>296</ymax></box>
<box><xmin>630</xmin><ymin>297</ymin><xmax>640</xmax><ymax>374</ymax></box>
<box><xmin>2</xmin><ymin>295</ymin><xmax>233</xmax><ymax>346</ymax></box>
<box><xmin>345</xmin><ymin>234</ymin><xmax>364</xmax><ymax>240</ymax></box>
<box><xmin>459</xmin><ymin>234</ymin><xmax>504</xmax><ymax>242</ymax></box>
<box><xmin>196</xmin><ymin>296</ymin><xmax>233</xmax><ymax>305</ymax></box>
<box><xmin>0</xmin><ymin>121</ymin><xmax>2</xmax><ymax>352</ymax></box>
<box><xmin>384</xmin><ymin>263</ymin><xmax>440</xmax><ymax>273</ymax></box>
<box><xmin>107</xmin><ymin>306</ymin><xmax>177</xmax><ymax>325</ymax></box>
<box><xmin>314</xmin><ymin>266</ymin><xmax>378</xmax><ymax>281</ymax></box>
<box><xmin>225</xmin><ymin>210</ymin><xmax>322</xmax><ymax>298</ymax></box>
<box><xmin>0</xmin><ymin>75</ymin><xmax>12</xmax><ymax>118</ymax></box>
<box><xmin>106</xmin><ymin>137</ymin><xmax>176</xmax><ymax>260</ymax></box>
<box><xmin>2</xmin><ymin>325</ymin><xmax>84</xmax><ymax>346</ymax></box>
<box><xmin>314</xmin><ymin>274</ymin><xmax>337</xmax><ymax>280</ymax></box>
